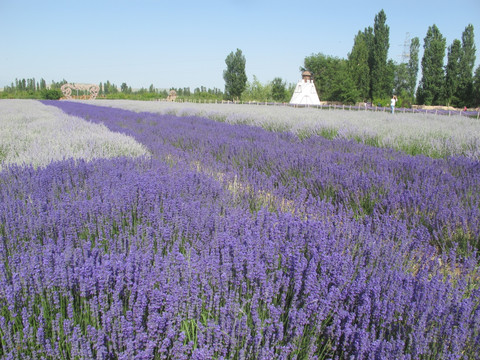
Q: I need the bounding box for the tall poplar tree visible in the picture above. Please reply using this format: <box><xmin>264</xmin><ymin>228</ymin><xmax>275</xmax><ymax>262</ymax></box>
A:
<box><xmin>458</xmin><ymin>24</ymin><xmax>476</xmax><ymax>107</ymax></box>
<box><xmin>417</xmin><ymin>24</ymin><xmax>446</xmax><ymax>105</ymax></box>
<box><xmin>223</xmin><ymin>48</ymin><xmax>247</xmax><ymax>100</ymax></box>
<box><xmin>407</xmin><ymin>37</ymin><xmax>420</xmax><ymax>98</ymax></box>
<box><xmin>39</xmin><ymin>78</ymin><xmax>47</xmax><ymax>91</ymax></box>
<box><xmin>348</xmin><ymin>30</ymin><xmax>371</xmax><ymax>101</ymax></box>
<box><xmin>370</xmin><ymin>10</ymin><xmax>390</xmax><ymax>100</ymax></box>
<box><xmin>445</xmin><ymin>39</ymin><xmax>462</xmax><ymax>106</ymax></box>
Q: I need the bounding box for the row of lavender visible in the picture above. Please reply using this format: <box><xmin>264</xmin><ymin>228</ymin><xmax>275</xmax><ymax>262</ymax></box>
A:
<box><xmin>49</xmin><ymin>101</ymin><xmax>480</xmax><ymax>255</ymax></box>
<box><xmin>0</xmin><ymin>101</ymin><xmax>478</xmax><ymax>358</ymax></box>
<box><xmin>86</xmin><ymin>99</ymin><xmax>480</xmax><ymax>160</ymax></box>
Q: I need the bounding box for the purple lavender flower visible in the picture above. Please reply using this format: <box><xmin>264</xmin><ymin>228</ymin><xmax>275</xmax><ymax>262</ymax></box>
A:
<box><xmin>0</xmin><ymin>100</ymin><xmax>478</xmax><ymax>359</ymax></box>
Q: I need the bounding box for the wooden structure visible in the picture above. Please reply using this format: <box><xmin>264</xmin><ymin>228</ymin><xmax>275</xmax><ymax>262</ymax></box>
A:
<box><xmin>166</xmin><ymin>90</ymin><xmax>177</xmax><ymax>102</ymax></box>
<box><xmin>61</xmin><ymin>83</ymin><xmax>100</xmax><ymax>100</ymax></box>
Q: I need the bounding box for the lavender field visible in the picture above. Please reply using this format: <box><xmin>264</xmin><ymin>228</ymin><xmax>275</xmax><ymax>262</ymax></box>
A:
<box><xmin>84</xmin><ymin>99</ymin><xmax>480</xmax><ymax>160</ymax></box>
<box><xmin>0</xmin><ymin>100</ymin><xmax>479</xmax><ymax>359</ymax></box>
<box><xmin>0</xmin><ymin>100</ymin><xmax>148</xmax><ymax>170</ymax></box>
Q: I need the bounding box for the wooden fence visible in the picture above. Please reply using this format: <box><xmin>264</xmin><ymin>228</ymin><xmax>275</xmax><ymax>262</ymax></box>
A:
<box><xmin>166</xmin><ymin>99</ymin><xmax>480</xmax><ymax>119</ymax></box>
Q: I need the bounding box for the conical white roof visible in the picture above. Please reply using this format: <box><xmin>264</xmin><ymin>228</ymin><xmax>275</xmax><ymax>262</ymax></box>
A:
<box><xmin>289</xmin><ymin>72</ymin><xmax>321</xmax><ymax>105</ymax></box>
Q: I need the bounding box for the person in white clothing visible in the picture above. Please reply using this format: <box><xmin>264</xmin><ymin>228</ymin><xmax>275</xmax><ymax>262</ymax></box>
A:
<box><xmin>390</xmin><ymin>95</ymin><xmax>397</xmax><ymax>114</ymax></box>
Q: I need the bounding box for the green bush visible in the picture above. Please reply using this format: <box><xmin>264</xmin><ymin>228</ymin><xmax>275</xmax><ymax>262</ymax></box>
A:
<box><xmin>372</xmin><ymin>97</ymin><xmax>390</xmax><ymax>107</ymax></box>
<box><xmin>41</xmin><ymin>89</ymin><xmax>63</xmax><ymax>100</ymax></box>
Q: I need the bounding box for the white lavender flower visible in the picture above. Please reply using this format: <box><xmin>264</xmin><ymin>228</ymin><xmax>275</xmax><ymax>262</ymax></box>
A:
<box><xmin>0</xmin><ymin>99</ymin><xmax>149</xmax><ymax>169</ymax></box>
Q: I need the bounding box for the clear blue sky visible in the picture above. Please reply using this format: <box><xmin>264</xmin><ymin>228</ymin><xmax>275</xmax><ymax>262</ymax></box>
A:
<box><xmin>1</xmin><ymin>0</ymin><xmax>479</xmax><ymax>90</ymax></box>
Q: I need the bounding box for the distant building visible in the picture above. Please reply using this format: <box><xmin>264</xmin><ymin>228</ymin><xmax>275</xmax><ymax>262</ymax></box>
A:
<box><xmin>289</xmin><ymin>71</ymin><xmax>321</xmax><ymax>106</ymax></box>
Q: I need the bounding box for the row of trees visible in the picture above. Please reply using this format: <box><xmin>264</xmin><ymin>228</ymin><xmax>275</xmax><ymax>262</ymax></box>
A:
<box><xmin>1</xmin><ymin>78</ymin><xmax>68</xmax><ymax>100</ymax></box>
<box><xmin>418</xmin><ymin>24</ymin><xmax>477</xmax><ymax>107</ymax></box>
<box><xmin>85</xmin><ymin>81</ymin><xmax>225</xmax><ymax>101</ymax></box>
<box><xmin>299</xmin><ymin>10</ymin><xmax>479</xmax><ymax>107</ymax></box>
<box><xmin>4</xmin><ymin>77</ymin><xmax>49</xmax><ymax>93</ymax></box>
<box><xmin>0</xmin><ymin>78</ymin><xmax>228</xmax><ymax>101</ymax></box>
<box><xmin>221</xmin><ymin>11</ymin><xmax>480</xmax><ymax>107</ymax></box>
<box><xmin>1</xmin><ymin>72</ymin><xmax>293</xmax><ymax>102</ymax></box>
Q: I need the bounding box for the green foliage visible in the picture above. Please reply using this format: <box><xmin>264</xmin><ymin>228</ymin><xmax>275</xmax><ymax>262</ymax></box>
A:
<box><xmin>301</xmin><ymin>11</ymin><xmax>478</xmax><ymax>107</ymax></box>
<box><xmin>306</xmin><ymin>10</ymin><xmax>394</xmax><ymax>104</ymax></box>
<box><xmin>223</xmin><ymin>48</ymin><xmax>247</xmax><ymax>100</ymax></box>
<box><xmin>407</xmin><ymin>37</ymin><xmax>420</xmax><ymax>98</ymax></box>
<box><xmin>372</xmin><ymin>97</ymin><xmax>391</xmax><ymax>107</ymax></box>
<box><xmin>239</xmin><ymin>76</ymin><xmax>292</xmax><ymax>103</ymax></box>
<box><xmin>271</xmin><ymin>77</ymin><xmax>287</xmax><ymax>102</ymax></box>
<box><xmin>180</xmin><ymin>318</ymin><xmax>199</xmax><ymax>348</ymax></box>
<box><xmin>473</xmin><ymin>64</ymin><xmax>480</xmax><ymax>106</ymax></box>
<box><xmin>102</xmin><ymin>80</ymin><xmax>118</xmax><ymax>95</ymax></box>
<box><xmin>242</xmin><ymin>75</ymin><xmax>271</xmax><ymax>101</ymax></box>
<box><xmin>1</xmin><ymin>77</ymin><xmax>47</xmax><ymax>99</ymax></box>
<box><xmin>416</xmin><ymin>24</ymin><xmax>446</xmax><ymax>105</ymax></box>
<box><xmin>49</xmin><ymin>79</ymin><xmax>68</xmax><ymax>90</ymax></box>
<box><xmin>386</xmin><ymin>59</ymin><xmax>395</xmax><ymax>96</ymax></box>
<box><xmin>11</xmin><ymin>91</ymin><xmax>35</xmax><ymax>99</ymax></box>
<box><xmin>304</xmin><ymin>53</ymin><xmax>347</xmax><ymax>102</ymax></box>
<box><xmin>330</xmin><ymin>62</ymin><xmax>360</xmax><ymax>104</ymax></box>
<box><xmin>394</xmin><ymin>62</ymin><xmax>409</xmax><ymax>96</ymax></box>
<box><xmin>0</xmin><ymin>76</ymin><xmax>226</xmax><ymax>102</ymax></box>
<box><xmin>445</xmin><ymin>39</ymin><xmax>462</xmax><ymax>107</ymax></box>
<box><xmin>457</xmin><ymin>24</ymin><xmax>476</xmax><ymax>107</ymax></box>
<box><xmin>318</xmin><ymin>127</ymin><xmax>338</xmax><ymax>140</ymax></box>
<box><xmin>348</xmin><ymin>30</ymin><xmax>371</xmax><ymax>101</ymax></box>
<box><xmin>395</xmin><ymin>91</ymin><xmax>413</xmax><ymax>108</ymax></box>
<box><xmin>120</xmin><ymin>82</ymin><xmax>132</xmax><ymax>94</ymax></box>
<box><xmin>41</xmin><ymin>89</ymin><xmax>63</xmax><ymax>100</ymax></box>
<box><xmin>371</xmin><ymin>10</ymin><xmax>390</xmax><ymax>99</ymax></box>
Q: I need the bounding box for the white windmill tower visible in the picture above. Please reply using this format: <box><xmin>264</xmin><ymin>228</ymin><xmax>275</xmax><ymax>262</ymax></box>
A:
<box><xmin>289</xmin><ymin>70</ymin><xmax>321</xmax><ymax>105</ymax></box>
